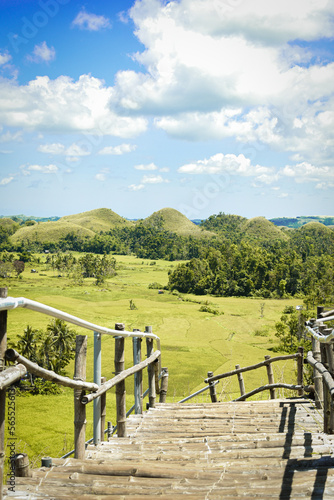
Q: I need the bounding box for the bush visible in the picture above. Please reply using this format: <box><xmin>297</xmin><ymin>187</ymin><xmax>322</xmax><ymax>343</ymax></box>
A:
<box><xmin>199</xmin><ymin>305</ymin><xmax>220</xmax><ymax>315</ymax></box>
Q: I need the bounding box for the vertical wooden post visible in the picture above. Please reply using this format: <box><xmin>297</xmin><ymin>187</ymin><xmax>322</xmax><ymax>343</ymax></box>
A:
<box><xmin>159</xmin><ymin>368</ymin><xmax>169</xmax><ymax>403</ymax></box>
<box><xmin>0</xmin><ymin>287</ymin><xmax>8</xmax><ymax>500</ymax></box>
<box><xmin>132</xmin><ymin>331</ymin><xmax>143</xmax><ymax>415</ymax></box>
<box><xmin>93</xmin><ymin>331</ymin><xmax>101</xmax><ymax>445</ymax></box>
<box><xmin>235</xmin><ymin>364</ymin><xmax>245</xmax><ymax>398</ymax></box>
<box><xmin>312</xmin><ymin>336</ymin><xmax>323</xmax><ymax>409</ymax></box>
<box><xmin>115</xmin><ymin>323</ymin><xmax>126</xmax><ymax>437</ymax></box>
<box><xmin>146</xmin><ymin>327</ymin><xmax>156</xmax><ymax>409</ymax></box>
<box><xmin>13</xmin><ymin>453</ymin><xmax>29</xmax><ymax>477</ymax></box>
<box><xmin>265</xmin><ymin>355</ymin><xmax>275</xmax><ymax>399</ymax></box>
<box><xmin>317</xmin><ymin>307</ymin><xmax>330</xmax><ymax>433</ymax></box>
<box><xmin>100</xmin><ymin>377</ymin><xmax>106</xmax><ymax>442</ymax></box>
<box><xmin>324</xmin><ymin>333</ymin><xmax>334</xmax><ymax>434</ymax></box>
<box><xmin>207</xmin><ymin>371</ymin><xmax>218</xmax><ymax>403</ymax></box>
<box><xmin>74</xmin><ymin>335</ymin><xmax>87</xmax><ymax>459</ymax></box>
<box><xmin>297</xmin><ymin>346</ymin><xmax>304</xmax><ymax>397</ymax></box>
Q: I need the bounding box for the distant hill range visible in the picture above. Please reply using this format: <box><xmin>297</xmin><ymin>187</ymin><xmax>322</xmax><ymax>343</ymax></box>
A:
<box><xmin>269</xmin><ymin>216</ymin><xmax>334</xmax><ymax>228</ymax></box>
<box><xmin>1</xmin><ymin>209</ymin><xmax>333</xmax><ymax>246</ymax></box>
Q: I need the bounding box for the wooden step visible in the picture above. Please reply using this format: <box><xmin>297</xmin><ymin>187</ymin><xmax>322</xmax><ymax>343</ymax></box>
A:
<box><xmin>3</xmin><ymin>399</ymin><xmax>334</xmax><ymax>499</ymax></box>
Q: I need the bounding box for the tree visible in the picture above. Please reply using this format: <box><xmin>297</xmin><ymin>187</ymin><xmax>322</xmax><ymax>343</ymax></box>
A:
<box><xmin>13</xmin><ymin>260</ymin><xmax>25</xmax><ymax>277</ymax></box>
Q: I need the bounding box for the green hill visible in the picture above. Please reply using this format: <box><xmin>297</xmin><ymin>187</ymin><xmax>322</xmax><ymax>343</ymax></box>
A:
<box><xmin>241</xmin><ymin>217</ymin><xmax>288</xmax><ymax>243</ymax></box>
<box><xmin>141</xmin><ymin>208</ymin><xmax>214</xmax><ymax>237</ymax></box>
<box><xmin>59</xmin><ymin>208</ymin><xmax>134</xmax><ymax>232</ymax></box>
<box><xmin>10</xmin><ymin>221</ymin><xmax>96</xmax><ymax>245</ymax></box>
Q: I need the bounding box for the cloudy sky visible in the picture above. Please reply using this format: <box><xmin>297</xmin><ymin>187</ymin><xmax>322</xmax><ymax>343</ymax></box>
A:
<box><xmin>0</xmin><ymin>0</ymin><xmax>334</xmax><ymax>220</ymax></box>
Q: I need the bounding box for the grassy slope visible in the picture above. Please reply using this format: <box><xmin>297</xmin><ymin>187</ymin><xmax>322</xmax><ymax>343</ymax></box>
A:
<box><xmin>141</xmin><ymin>207</ymin><xmax>215</xmax><ymax>237</ymax></box>
<box><xmin>59</xmin><ymin>208</ymin><xmax>134</xmax><ymax>232</ymax></box>
<box><xmin>2</xmin><ymin>255</ymin><xmax>303</xmax><ymax>464</ymax></box>
<box><xmin>10</xmin><ymin>221</ymin><xmax>96</xmax><ymax>245</ymax></box>
<box><xmin>241</xmin><ymin>216</ymin><xmax>288</xmax><ymax>242</ymax></box>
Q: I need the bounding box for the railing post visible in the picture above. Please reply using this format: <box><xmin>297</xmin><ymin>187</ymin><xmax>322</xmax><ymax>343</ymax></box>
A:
<box><xmin>235</xmin><ymin>364</ymin><xmax>245</xmax><ymax>398</ymax></box>
<box><xmin>100</xmin><ymin>377</ymin><xmax>106</xmax><ymax>442</ymax></box>
<box><xmin>317</xmin><ymin>307</ymin><xmax>330</xmax><ymax>433</ymax></box>
<box><xmin>0</xmin><ymin>287</ymin><xmax>8</xmax><ymax>500</ymax></box>
<box><xmin>207</xmin><ymin>371</ymin><xmax>218</xmax><ymax>402</ymax></box>
<box><xmin>297</xmin><ymin>346</ymin><xmax>304</xmax><ymax>397</ymax></box>
<box><xmin>146</xmin><ymin>326</ymin><xmax>156</xmax><ymax>408</ymax></box>
<box><xmin>115</xmin><ymin>323</ymin><xmax>126</xmax><ymax>437</ymax></box>
<box><xmin>264</xmin><ymin>355</ymin><xmax>275</xmax><ymax>399</ymax></box>
<box><xmin>74</xmin><ymin>335</ymin><xmax>87</xmax><ymax>459</ymax></box>
<box><xmin>324</xmin><ymin>332</ymin><xmax>334</xmax><ymax>434</ymax></box>
<box><xmin>159</xmin><ymin>368</ymin><xmax>169</xmax><ymax>403</ymax></box>
<box><xmin>312</xmin><ymin>336</ymin><xmax>323</xmax><ymax>409</ymax></box>
<box><xmin>132</xmin><ymin>330</ymin><xmax>143</xmax><ymax>415</ymax></box>
<box><xmin>93</xmin><ymin>331</ymin><xmax>101</xmax><ymax>446</ymax></box>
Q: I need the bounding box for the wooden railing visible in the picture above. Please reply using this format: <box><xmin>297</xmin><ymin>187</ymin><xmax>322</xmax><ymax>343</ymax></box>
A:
<box><xmin>0</xmin><ymin>287</ymin><xmax>167</xmax><ymax>498</ymax></box>
<box><xmin>305</xmin><ymin>305</ymin><xmax>334</xmax><ymax>434</ymax></box>
<box><xmin>205</xmin><ymin>349</ymin><xmax>305</xmax><ymax>402</ymax></box>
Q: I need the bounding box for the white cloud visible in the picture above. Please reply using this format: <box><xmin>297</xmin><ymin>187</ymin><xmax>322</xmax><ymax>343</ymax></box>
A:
<box><xmin>72</xmin><ymin>9</ymin><xmax>111</xmax><ymax>31</ymax></box>
<box><xmin>178</xmin><ymin>153</ymin><xmax>274</xmax><ymax>183</ymax></box>
<box><xmin>0</xmin><ymin>52</ymin><xmax>11</xmax><ymax>65</ymax></box>
<box><xmin>98</xmin><ymin>144</ymin><xmax>136</xmax><ymax>155</ymax></box>
<box><xmin>134</xmin><ymin>162</ymin><xmax>158</xmax><ymax>171</ymax></box>
<box><xmin>21</xmin><ymin>164</ymin><xmax>58</xmax><ymax>175</ymax></box>
<box><xmin>281</xmin><ymin>162</ymin><xmax>332</xmax><ymax>182</ymax></box>
<box><xmin>141</xmin><ymin>174</ymin><xmax>169</xmax><ymax>184</ymax></box>
<box><xmin>128</xmin><ymin>183</ymin><xmax>145</xmax><ymax>191</ymax></box>
<box><xmin>38</xmin><ymin>142</ymin><xmax>91</xmax><ymax>157</ymax></box>
<box><xmin>96</xmin><ymin>173</ymin><xmax>107</xmax><ymax>181</ymax></box>
<box><xmin>0</xmin><ymin>176</ymin><xmax>14</xmax><ymax>186</ymax></box>
<box><xmin>27</xmin><ymin>41</ymin><xmax>56</xmax><ymax>64</ymax></box>
<box><xmin>0</xmin><ymin>75</ymin><xmax>147</xmax><ymax>137</ymax></box>
<box><xmin>0</xmin><ymin>130</ymin><xmax>22</xmax><ymax>143</ymax></box>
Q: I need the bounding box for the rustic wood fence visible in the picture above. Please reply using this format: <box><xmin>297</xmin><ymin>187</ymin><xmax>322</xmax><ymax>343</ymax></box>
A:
<box><xmin>0</xmin><ymin>287</ymin><xmax>168</xmax><ymax>499</ymax></box>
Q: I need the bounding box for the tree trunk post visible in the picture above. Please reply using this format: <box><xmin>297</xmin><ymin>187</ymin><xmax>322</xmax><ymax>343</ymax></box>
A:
<box><xmin>207</xmin><ymin>371</ymin><xmax>218</xmax><ymax>403</ymax></box>
<box><xmin>0</xmin><ymin>287</ymin><xmax>8</xmax><ymax>500</ymax></box>
<box><xmin>100</xmin><ymin>377</ymin><xmax>106</xmax><ymax>442</ymax></box>
<box><xmin>235</xmin><ymin>364</ymin><xmax>246</xmax><ymax>398</ymax></box>
<box><xmin>74</xmin><ymin>335</ymin><xmax>87</xmax><ymax>459</ymax></box>
<box><xmin>317</xmin><ymin>307</ymin><xmax>330</xmax><ymax>433</ymax></box>
<box><xmin>132</xmin><ymin>331</ymin><xmax>143</xmax><ymax>415</ymax></box>
<box><xmin>264</xmin><ymin>355</ymin><xmax>275</xmax><ymax>399</ymax></box>
<box><xmin>93</xmin><ymin>331</ymin><xmax>101</xmax><ymax>445</ymax></box>
<box><xmin>159</xmin><ymin>368</ymin><xmax>169</xmax><ymax>403</ymax></box>
<box><xmin>297</xmin><ymin>346</ymin><xmax>304</xmax><ymax>396</ymax></box>
<box><xmin>115</xmin><ymin>324</ymin><xmax>126</xmax><ymax>437</ymax></box>
<box><xmin>146</xmin><ymin>327</ymin><xmax>156</xmax><ymax>408</ymax></box>
<box><xmin>312</xmin><ymin>337</ymin><xmax>323</xmax><ymax>409</ymax></box>
<box><xmin>13</xmin><ymin>453</ymin><xmax>29</xmax><ymax>477</ymax></box>
<box><xmin>324</xmin><ymin>333</ymin><xmax>334</xmax><ymax>434</ymax></box>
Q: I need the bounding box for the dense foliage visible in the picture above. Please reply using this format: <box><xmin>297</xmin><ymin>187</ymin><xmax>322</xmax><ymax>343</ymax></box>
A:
<box><xmin>12</xmin><ymin>320</ymin><xmax>76</xmax><ymax>394</ymax></box>
<box><xmin>1</xmin><ymin>211</ymin><xmax>334</xmax><ymax>301</ymax></box>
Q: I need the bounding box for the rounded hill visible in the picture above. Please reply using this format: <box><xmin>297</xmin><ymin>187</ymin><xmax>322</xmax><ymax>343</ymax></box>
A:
<box><xmin>241</xmin><ymin>217</ymin><xmax>288</xmax><ymax>242</ymax></box>
<box><xmin>10</xmin><ymin>221</ymin><xmax>95</xmax><ymax>245</ymax></box>
<box><xmin>141</xmin><ymin>208</ymin><xmax>214</xmax><ymax>237</ymax></box>
<box><xmin>59</xmin><ymin>208</ymin><xmax>134</xmax><ymax>232</ymax></box>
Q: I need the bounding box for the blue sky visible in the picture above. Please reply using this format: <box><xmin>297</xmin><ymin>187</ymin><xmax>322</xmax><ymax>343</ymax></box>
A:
<box><xmin>0</xmin><ymin>0</ymin><xmax>334</xmax><ymax>220</ymax></box>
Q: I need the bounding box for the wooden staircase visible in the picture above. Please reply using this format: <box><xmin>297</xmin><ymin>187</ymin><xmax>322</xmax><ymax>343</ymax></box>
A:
<box><xmin>5</xmin><ymin>399</ymin><xmax>334</xmax><ymax>499</ymax></box>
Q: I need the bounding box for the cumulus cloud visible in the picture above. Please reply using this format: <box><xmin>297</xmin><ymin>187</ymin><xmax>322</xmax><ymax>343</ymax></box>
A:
<box><xmin>0</xmin><ymin>52</ymin><xmax>11</xmax><ymax>65</ymax></box>
<box><xmin>0</xmin><ymin>75</ymin><xmax>147</xmax><ymax>137</ymax></box>
<box><xmin>72</xmin><ymin>9</ymin><xmax>111</xmax><ymax>31</ymax></box>
<box><xmin>27</xmin><ymin>42</ymin><xmax>56</xmax><ymax>64</ymax></box>
<box><xmin>0</xmin><ymin>130</ymin><xmax>22</xmax><ymax>143</ymax></box>
<box><xmin>281</xmin><ymin>162</ymin><xmax>333</xmax><ymax>182</ymax></box>
<box><xmin>21</xmin><ymin>164</ymin><xmax>58</xmax><ymax>175</ymax></box>
<box><xmin>141</xmin><ymin>174</ymin><xmax>169</xmax><ymax>184</ymax></box>
<box><xmin>134</xmin><ymin>163</ymin><xmax>158</xmax><ymax>171</ymax></box>
<box><xmin>0</xmin><ymin>176</ymin><xmax>14</xmax><ymax>186</ymax></box>
<box><xmin>128</xmin><ymin>183</ymin><xmax>145</xmax><ymax>191</ymax></box>
<box><xmin>98</xmin><ymin>144</ymin><xmax>136</xmax><ymax>155</ymax></box>
<box><xmin>38</xmin><ymin>142</ymin><xmax>91</xmax><ymax>158</ymax></box>
<box><xmin>178</xmin><ymin>153</ymin><xmax>275</xmax><ymax>183</ymax></box>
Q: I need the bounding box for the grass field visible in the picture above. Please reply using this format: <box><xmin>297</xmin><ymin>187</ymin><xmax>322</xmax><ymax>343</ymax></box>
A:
<box><xmin>1</xmin><ymin>254</ymin><xmax>305</xmax><ymax>466</ymax></box>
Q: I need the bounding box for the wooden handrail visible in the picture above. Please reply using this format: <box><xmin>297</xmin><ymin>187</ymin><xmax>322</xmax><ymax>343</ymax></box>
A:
<box><xmin>82</xmin><ymin>350</ymin><xmax>161</xmax><ymax>404</ymax></box>
<box><xmin>5</xmin><ymin>349</ymin><xmax>99</xmax><ymax>392</ymax></box>
<box><xmin>306</xmin><ymin>351</ymin><xmax>334</xmax><ymax>398</ymax></box>
<box><xmin>204</xmin><ymin>353</ymin><xmax>301</xmax><ymax>384</ymax></box>
<box><xmin>0</xmin><ymin>364</ymin><xmax>27</xmax><ymax>390</ymax></box>
<box><xmin>233</xmin><ymin>383</ymin><xmax>304</xmax><ymax>401</ymax></box>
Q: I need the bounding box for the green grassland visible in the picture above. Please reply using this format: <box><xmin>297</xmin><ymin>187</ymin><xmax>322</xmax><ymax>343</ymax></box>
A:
<box><xmin>142</xmin><ymin>207</ymin><xmax>215</xmax><ymax>237</ymax></box>
<box><xmin>2</xmin><ymin>254</ymin><xmax>304</xmax><ymax>466</ymax></box>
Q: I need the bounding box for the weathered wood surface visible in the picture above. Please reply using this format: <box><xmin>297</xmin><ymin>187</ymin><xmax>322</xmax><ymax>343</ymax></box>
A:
<box><xmin>4</xmin><ymin>399</ymin><xmax>334</xmax><ymax>499</ymax></box>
